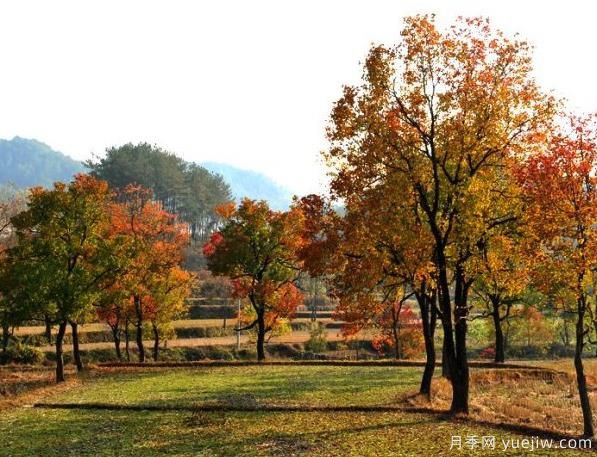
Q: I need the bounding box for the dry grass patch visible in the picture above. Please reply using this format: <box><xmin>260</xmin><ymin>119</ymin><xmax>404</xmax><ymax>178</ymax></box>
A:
<box><xmin>0</xmin><ymin>366</ymin><xmax>82</xmax><ymax>410</ymax></box>
<box><xmin>407</xmin><ymin>368</ymin><xmax>596</xmax><ymax>437</ymax></box>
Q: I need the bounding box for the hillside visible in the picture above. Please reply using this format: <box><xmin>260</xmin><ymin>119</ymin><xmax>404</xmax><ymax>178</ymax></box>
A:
<box><xmin>202</xmin><ymin>161</ymin><xmax>294</xmax><ymax>210</ymax></box>
<box><xmin>0</xmin><ymin>137</ymin><xmax>86</xmax><ymax>188</ymax></box>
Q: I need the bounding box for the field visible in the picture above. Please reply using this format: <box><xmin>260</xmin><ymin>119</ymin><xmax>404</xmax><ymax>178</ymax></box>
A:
<box><xmin>1</xmin><ymin>364</ymin><xmax>595</xmax><ymax>456</ymax></box>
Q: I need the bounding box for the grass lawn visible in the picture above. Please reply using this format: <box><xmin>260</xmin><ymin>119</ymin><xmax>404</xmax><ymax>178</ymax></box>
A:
<box><xmin>0</xmin><ymin>366</ymin><xmax>593</xmax><ymax>456</ymax></box>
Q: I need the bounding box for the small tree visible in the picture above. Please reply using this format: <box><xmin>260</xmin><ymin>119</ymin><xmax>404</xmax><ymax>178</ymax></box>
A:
<box><xmin>203</xmin><ymin>199</ymin><xmax>304</xmax><ymax>361</ymax></box>
<box><xmin>7</xmin><ymin>175</ymin><xmax>120</xmax><ymax>382</ymax></box>
<box><xmin>109</xmin><ymin>185</ymin><xmax>191</xmax><ymax>362</ymax></box>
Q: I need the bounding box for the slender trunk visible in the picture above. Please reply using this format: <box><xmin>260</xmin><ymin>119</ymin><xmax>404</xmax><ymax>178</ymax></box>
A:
<box><xmin>152</xmin><ymin>322</ymin><xmax>159</xmax><ymax>362</ymax></box>
<box><xmin>55</xmin><ymin>321</ymin><xmax>67</xmax><ymax>383</ymax></box>
<box><xmin>575</xmin><ymin>293</ymin><xmax>593</xmax><ymax>437</ymax></box>
<box><xmin>392</xmin><ymin>304</ymin><xmax>401</xmax><ymax>360</ymax></box>
<box><xmin>44</xmin><ymin>315</ymin><xmax>52</xmax><ymax>344</ymax></box>
<box><xmin>124</xmin><ymin>319</ymin><xmax>130</xmax><ymax>362</ymax></box>
<box><xmin>1</xmin><ymin>322</ymin><xmax>9</xmax><ymax>354</ymax></box>
<box><xmin>492</xmin><ymin>299</ymin><xmax>505</xmax><ymax>363</ymax></box>
<box><xmin>134</xmin><ymin>295</ymin><xmax>145</xmax><ymax>362</ymax></box>
<box><xmin>256</xmin><ymin>308</ymin><xmax>266</xmax><ymax>362</ymax></box>
<box><xmin>70</xmin><ymin>321</ymin><xmax>84</xmax><ymax>372</ymax></box>
<box><xmin>111</xmin><ymin>325</ymin><xmax>122</xmax><ymax>361</ymax></box>
<box><xmin>418</xmin><ymin>290</ymin><xmax>437</xmax><ymax>398</ymax></box>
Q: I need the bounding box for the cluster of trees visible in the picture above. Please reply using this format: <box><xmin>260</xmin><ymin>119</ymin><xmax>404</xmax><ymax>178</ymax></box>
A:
<box><xmin>87</xmin><ymin>143</ymin><xmax>233</xmax><ymax>242</ymax></box>
<box><xmin>290</xmin><ymin>16</ymin><xmax>594</xmax><ymax>435</ymax></box>
<box><xmin>0</xmin><ymin>175</ymin><xmax>194</xmax><ymax>382</ymax></box>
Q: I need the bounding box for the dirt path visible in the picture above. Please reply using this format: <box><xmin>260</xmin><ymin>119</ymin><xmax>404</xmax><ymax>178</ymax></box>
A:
<box><xmin>16</xmin><ymin>317</ymin><xmax>335</xmax><ymax>336</ymax></box>
<box><xmin>38</xmin><ymin>329</ymin><xmax>348</xmax><ymax>352</ymax></box>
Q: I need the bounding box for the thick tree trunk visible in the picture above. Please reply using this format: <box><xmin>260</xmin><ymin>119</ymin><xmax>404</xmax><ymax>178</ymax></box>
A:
<box><xmin>152</xmin><ymin>322</ymin><xmax>159</xmax><ymax>362</ymax></box>
<box><xmin>575</xmin><ymin>295</ymin><xmax>593</xmax><ymax>437</ymax></box>
<box><xmin>134</xmin><ymin>295</ymin><xmax>145</xmax><ymax>362</ymax></box>
<box><xmin>418</xmin><ymin>290</ymin><xmax>437</xmax><ymax>398</ymax></box>
<box><xmin>70</xmin><ymin>321</ymin><xmax>84</xmax><ymax>372</ymax></box>
<box><xmin>256</xmin><ymin>309</ymin><xmax>266</xmax><ymax>362</ymax></box>
<box><xmin>55</xmin><ymin>321</ymin><xmax>67</xmax><ymax>383</ymax></box>
<box><xmin>450</xmin><ymin>267</ymin><xmax>470</xmax><ymax>415</ymax></box>
<box><xmin>437</xmin><ymin>254</ymin><xmax>469</xmax><ymax>415</ymax></box>
<box><xmin>441</xmin><ymin>336</ymin><xmax>450</xmax><ymax>378</ymax></box>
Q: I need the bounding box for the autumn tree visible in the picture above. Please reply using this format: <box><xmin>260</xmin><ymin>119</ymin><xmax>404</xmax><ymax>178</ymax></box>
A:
<box><xmin>325</xmin><ymin>16</ymin><xmax>554</xmax><ymax>413</ymax></box>
<box><xmin>517</xmin><ymin>114</ymin><xmax>596</xmax><ymax>437</ymax></box>
<box><xmin>203</xmin><ymin>199</ymin><xmax>304</xmax><ymax>361</ymax></box>
<box><xmin>5</xmin><ymin>175</ymin><xmax>121</xmax><ymax>382</ymax></box>
<box><xmin>109</xmin><ymin>185</ymin><xmax>191</xmax><ymax>362</ymax></box>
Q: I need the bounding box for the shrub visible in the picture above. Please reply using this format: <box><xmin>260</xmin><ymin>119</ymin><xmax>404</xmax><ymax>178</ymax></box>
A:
<box><xmin>479</xmin><ymin>347</ymin><xmax>496</xmax><ymax>360</ymax></box>
<box><xmin>1</xmin><ymin>343</ymin><xmax>44</xmax><ymax>365</ymax></box>
<box><xmin>305</xmin><ymin>323</ymin><xmax>327</xmax><ymax>353</ymax></box>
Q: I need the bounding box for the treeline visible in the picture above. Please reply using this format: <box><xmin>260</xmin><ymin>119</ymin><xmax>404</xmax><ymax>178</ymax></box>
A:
<box><xmin>86</xmin><ymin>143</ymin><xmax>233</xmax><ymax>242</ymax></box>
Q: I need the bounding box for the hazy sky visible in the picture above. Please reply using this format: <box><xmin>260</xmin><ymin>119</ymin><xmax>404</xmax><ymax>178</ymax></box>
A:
<box><xmin>0</xmin><ymin>1</ymin><xmax>595</xmax><ymax>195</ymax></box>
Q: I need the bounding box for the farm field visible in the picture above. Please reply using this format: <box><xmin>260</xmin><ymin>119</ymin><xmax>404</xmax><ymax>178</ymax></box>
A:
<box><xmin>1</xmin><ymin>365</ymin><xmax>594</xmax><ymax>456</ymax></box>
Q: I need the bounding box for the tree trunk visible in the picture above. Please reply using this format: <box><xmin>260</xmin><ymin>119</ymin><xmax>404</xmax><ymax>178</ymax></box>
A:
<box><xmin>450</xmin><ymin>266</ymin><xmax>470</xmax><ymax>415</ymax></box>
<box><xmin>256</xmin><ymin>309</ymin><xmax>266</xmax><ymax>362</ymax></box>
<box><xmin>441</xmin><ymin>336</ymin><xmax>450</xmax><ymax>378</ymax></box>
<box><xmin>70</xmin><ymin>321</ymin><xmax>84</xmax><ymax>372</ymax></box>
<box><xmin>1</xmin><ymin>322</ymin><xmax>10</xmax><ymax>354</ymax></box>
<box><xmin>152</xmin><ymin>322</ymin><xmax>159</xmax><ymax>362</ymax></box>
<box><xmin>492</xmin><ymin>301</ymin><xmax>505</xmax><ymax>363</ymax></box>
<box><xmin>124</xmin><ymin>318</ymin><xmax>130</xmax><ymax>362</ymax></box>
<box><xmin>134</xmin><ymin>295</ymin><xmax>145</xmax><ymax>362</ymax></box>
<box><xmin>111</xmin><ymin>325</ymin><xmax>122</xmax><ymax>361</ymax></box>
<box><xmin>55</xmin><ymin>321</ymin><xmax>67</xmax><ymax>383</ymax></box>
<box><xmin>44</xmin><ymin>315</ymin><xmax>53</xmax><ymax>344</ymax></box>
<box><xmin>392</xmin><ymin>312</ymin><xmax>401</xmax><ymax>360</ymax></box>
<box><xmin>575</xmin><ymin>295</ymin><xmax>593</xmax><ymax>437</ymax></box>
<box><xmin>436</xmin><ymin>256</ymin><xmax>469</xmax><ymax>415</ymax></box>
<box><xmin>418</xmin><ymin>290</ymin><xmax>437</xmax><ymax>398</ymax></box>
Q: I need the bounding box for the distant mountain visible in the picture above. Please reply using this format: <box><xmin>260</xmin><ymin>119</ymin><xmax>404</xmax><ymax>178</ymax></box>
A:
<box><xmin>0</xmin><ymin>137</ymin><xmax>86</xmax><ymax>188</ymax></box>
<box><xmin>201</xmin><ymin>161</ymin><xmax>294</xmax><ymax>210</ymax></box>
<box><xmin>0</xmin><ymin>138</ymin><xmax>294</xmax><ymax>210</ymax></box>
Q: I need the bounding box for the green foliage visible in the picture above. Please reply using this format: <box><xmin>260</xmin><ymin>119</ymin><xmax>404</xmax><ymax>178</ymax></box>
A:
<box><xmin>86</xmin><ymin>143</ymin><xmax>232</xmax><ymax>243</ymax></box>
<box><xmin>0</xmin><ymin>342</ymin><xmax>44</xmax><ymax>365</ymax></box>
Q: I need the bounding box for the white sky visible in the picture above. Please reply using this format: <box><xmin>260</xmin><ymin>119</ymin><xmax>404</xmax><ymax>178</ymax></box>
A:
<box><xmin>0</xmin><ymin>0</ymin><xmax>595</xmax><ymax>195</ymax></box>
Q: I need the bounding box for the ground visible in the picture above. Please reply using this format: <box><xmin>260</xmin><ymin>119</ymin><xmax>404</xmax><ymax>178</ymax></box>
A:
<box><xmin>1</xmin><ymin>365</ymin><xmax>594</xmax><ymax>456</ymax></box>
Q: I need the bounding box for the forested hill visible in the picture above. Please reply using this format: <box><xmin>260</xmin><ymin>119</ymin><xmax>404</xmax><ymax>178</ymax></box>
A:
<box><xmin>201</xmin><ymin>161</ymin><xmax>293</xmax><ymax>210</ymax></box>
<box><xmin>0</xmin><ymin>137</ymin><xmax>86</xmax><ymax>188</ymax></box>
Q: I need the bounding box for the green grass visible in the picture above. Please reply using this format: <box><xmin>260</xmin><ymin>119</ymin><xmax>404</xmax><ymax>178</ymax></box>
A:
<box><xmin>0</xmin><ymin>366</ymin><xmax>592</xmax><ymax>456</ymax></box>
